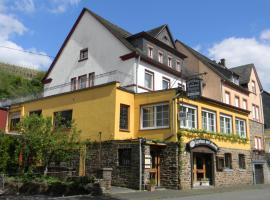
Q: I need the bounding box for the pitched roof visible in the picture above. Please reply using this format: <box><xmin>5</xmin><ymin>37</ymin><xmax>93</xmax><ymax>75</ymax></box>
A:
<box><xmin>175</xmin><ymin>39</ymin><xmax>250</xmax><ymax>93</ymax></box>
<box><xmin>231</xmin><ymin>63</ymin><xmax>263</xmax><ymax>90</ymax></box>
<box><xmin>147</xmin><ymin>24</ymin><xmax>166</xmax><ymax>37</ymax></box>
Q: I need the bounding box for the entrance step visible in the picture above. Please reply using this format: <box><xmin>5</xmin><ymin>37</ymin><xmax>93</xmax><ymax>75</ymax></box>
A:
<box><xmin>193</xmin><ymin>185</ymin><xmax>214</xmax><ymax>190</ymax></box>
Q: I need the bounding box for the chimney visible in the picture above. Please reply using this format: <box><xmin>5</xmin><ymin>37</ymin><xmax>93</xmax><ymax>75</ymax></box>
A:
<box><xmin>219</xmin><ymin>58</ymin><xmax>226</xmax><ymax>67</ymax></box>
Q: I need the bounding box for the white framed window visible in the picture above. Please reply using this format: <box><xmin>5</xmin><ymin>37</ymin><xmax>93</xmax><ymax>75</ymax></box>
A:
<box><xmin>256</xmin><ymin>106</ymin><xmax>260</xmax><ymax>121</ymax></box>
<box><xmin>235</xmin><ymin>96</ymin><xmax>239</xmax><ymax>107</ymax></box>
<box><xmin>251</xmin><ymin>80</ymin><xmax>256</xmax><ymax>93</ymax></box>
<box><xmin>148</xmin><ymin>46</ymin><xmax>153</xmax><ymax>58</ymax></box>
<box><xmin>235</xmin><ymin>118</ymin><xmax>246</xmax><ymax>138</ymax></box>
<box><xmin>78</xmin><ymin>74</ymin><xmax>87</xmax><ymax>89</ymax></box>
<box><xmin>179</xmin><ymin>104</ymin><xmax>197</xmax><ymax>129</ymax></box>
<box><xmin>255</xmin><ymin>136</ymin><xmax>262</xmax><ymax>150</ymax></box>
<box><xmin>202</xmin><ymin>110</ymin><xmax>216</xmax><ymax>132</ymax></box>
<box><xmin>144</xmin><ymin>70</ymin><xmax>154</xmax><ymax>90</ymax></box>
<box><xmin>176</xmin><ymin>60</ymin><xmax>182</xmax><ymax>72</ymax></box>
<box><xmin>141</xmin><ymin>103</ymin><xmax>169</xmax><ymax>129</ymax></box>
<box><xmin>224</xmin><ymin>91</ymin><xmax>230</xmax><ymax>104</ymax></box>
<box><xmin>252</xmin><ymin>104</ymin><xmax>260</xmax><ymax>121</ymax></box>
<box><xmin>220</xmin><ymin>114</ymin><xmax>232</xmax><ymax>134</ymax></box>
<box><xmin>168</xmin><ymin>56</ymin><xmax>172</xmax><ymax>67</ymax></box>
<box><xmin>162</xmin><ymin>78</ymin><xmax>170</xmax><ymax>90</ymax></box>
<box><xmin>158</xmin><ymin>51</ymin><xmax>163</xmax><ymax>63</ymax></box>
<box><xmin>242</xmin><ymin>99</ymin><xmax>247</xmax><ymax>110</ymax></box>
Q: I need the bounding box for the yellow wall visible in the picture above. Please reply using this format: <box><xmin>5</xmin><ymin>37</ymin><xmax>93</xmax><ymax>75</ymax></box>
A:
<box><xmin>7</xmin><ymin>83</ymin><xmax>251</xmax><ymax>151</ymax></box>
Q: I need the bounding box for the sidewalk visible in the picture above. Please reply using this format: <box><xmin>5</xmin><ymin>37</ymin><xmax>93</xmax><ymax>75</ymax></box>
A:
<box><xmin>107</xmin><ymin>184</ymin><xmax>270</xmax><ymax>200</ymax></box>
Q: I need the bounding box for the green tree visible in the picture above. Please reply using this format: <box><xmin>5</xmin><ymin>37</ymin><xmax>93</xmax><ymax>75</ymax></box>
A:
<box><xmin>17</xmin><ymin>114</ymin><xmax>81</xmax><ymax>175</ymax></box>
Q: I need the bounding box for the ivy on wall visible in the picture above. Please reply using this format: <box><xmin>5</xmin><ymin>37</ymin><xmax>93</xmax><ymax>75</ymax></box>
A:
<box><xmin>177</xmin><ymin>128</ymin><xmax>248</xmax><ymax>144</ymax></box>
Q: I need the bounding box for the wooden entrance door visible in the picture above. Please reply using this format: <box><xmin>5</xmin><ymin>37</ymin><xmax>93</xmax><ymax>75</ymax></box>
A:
<box><xmin>150</xmin><ymin>150</ymin><xmax>161</xmax><ymax>186</ymax></box>
<box><xmin>255</xmin><ymin>164</ymin><xmax>264</xmax><ymax>184</ymax></box>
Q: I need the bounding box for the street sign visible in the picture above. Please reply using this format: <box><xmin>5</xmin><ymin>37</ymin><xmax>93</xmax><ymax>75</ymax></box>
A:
<box><xmin>186</xmin><ymin>78</ymin><xmax>202</xmax><ymax>99</ymax></box>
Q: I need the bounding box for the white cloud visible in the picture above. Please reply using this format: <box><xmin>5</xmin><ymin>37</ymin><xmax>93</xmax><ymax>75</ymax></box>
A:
<box><xmin>0</xmin><ymin>9</ymin><xmax>51</xmax><ymax>69</ymax></box>
<box><xmin>208</xmin><ymin>33</ymin><xmax>270</xmax><ymax>91</ymax></box>
<box><xmin>12</xmin><ymin>0</ymin><xmax>36</xmax><ymax>13</ymax></box>
<box><xmin>48</xmin><ymin>0</ymin><xmax>81</xmax><ymax>14</ymax></box>
<box><xmin>260</xmin><ymin>29</ymin><xmax>270</xmax><ymax>40</ymax></box>
<box><xmin>193</xmin><ymin>44</ymin><xmax>202</xmax><ymax>52</ymax></box>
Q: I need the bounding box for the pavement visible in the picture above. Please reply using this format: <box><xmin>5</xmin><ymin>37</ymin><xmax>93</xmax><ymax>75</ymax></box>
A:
<box><xmin>1</xmin><ymin>184</ymin><xmax>270</xmax><ymax>200</ymax></box>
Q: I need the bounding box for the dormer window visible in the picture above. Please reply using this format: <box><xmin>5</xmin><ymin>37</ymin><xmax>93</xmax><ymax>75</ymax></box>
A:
<box><xmin>79</xmin><ymin>48</ymin><xmax>88</xmax><ymax>61</ymax></box>
<box><xmin>147</xmin><ymin>46</ymin><xmax>153</xmax><ymax>58</ymax></box>
<box><xmin>231</xmin><ymin>75</ymin><xmax>239</xmax><ymax>85</ymax></box>
<box><xmin>168</xmin><ymin>56</ymin><xmax>172</xmax><ymax>67</ymax></box>
<box><xmin>158</xmin><ymin>51</ymin><xmax>163</xmax><ymax>63</ymax></box>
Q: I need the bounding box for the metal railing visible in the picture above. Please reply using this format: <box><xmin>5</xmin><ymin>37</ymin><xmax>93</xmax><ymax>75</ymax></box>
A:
<box><xmin>0</xmin><ymin>70</ymin><xmax>134</xmax><ymax>107</ymax></box>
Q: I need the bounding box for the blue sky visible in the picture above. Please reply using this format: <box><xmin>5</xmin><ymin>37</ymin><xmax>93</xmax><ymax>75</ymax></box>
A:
<box><xmin>1</xmin><ymin>0</ymin><xmax>270</xmax><ymax>89</ymax></box>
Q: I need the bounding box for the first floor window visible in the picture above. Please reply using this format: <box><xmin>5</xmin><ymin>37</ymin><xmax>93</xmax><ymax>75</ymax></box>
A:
<box><xmin>162</xmin><ymin>78</ymin><xmax>170</xmax><ymax>90</ymax></box>
<box><xmin>242</xmin><ymin>99</ymin><xmax>247</xmax><ymax>110</ymax></box>
<box><xmin>10</xmin><ymin>112</ymin><xmax>20</xmax><ymax>131</ymax></box>
<box><xmin>235</xmin><ymin>118</ymin><xmax>246</xmax><ymax>138</ymax></box>
<box><xmin>224</xmin><ymin>91</ymin><xmax>230</xmax><ymax>104</ymax></box>
<box><xmin>78</xmin><ymin>74</ymin><xmax>87</xmax><ymax>89</ymax></box>
<box><xmin>141</xmin><ymin>103</ymin><xmax>169</xmax><ymax>129</ymax></box>
<box><xmin>238</xmin><ymin>154</ymin><xmax>246</xmax><ymax>169</ymax></box>
<box><xmin>71</xmin><ymin>77</ymin><xmax>76</xmax><ymax>91</ymax></box>
<box><xmin>202</xmin><ymin>110</ymin><xmax>216</xmax><ymax>132</ymax></box>
<box><xmin>54</xmin><ymin>110</ymin><xmax>73</xmax><ymax>129</ymax></box>
<box><xmin>120</xmin><ymin>104</ymin><xmax>129</xmax><ymax>130</ymax></box>
<box><xmin>255</xmin><ymin>136</ymin><xmax>262</xmax><ymax>150</ymax></box>
<box><xmin>144</xmin><ymin>70</ymin><xmax>154</xmax><ymax>90</ymax></box>
<box><xmin>224</xmin><ymin>153</ymin><xmax>232</xmax><ymax>169</ymax></box>
<box><xmin>118</xmin><ymin>148</ymin><xmax>131</xmax><ymax>166</ymax></box>
<box><xmin>179</xmin><ymin>105</ymin><xmax>197</xmax><ymax>129</ymax></box>
<box><xmin>220</xmin><ymin>115</ymin><xmax>232</xmax><ymax>134</ymax></box>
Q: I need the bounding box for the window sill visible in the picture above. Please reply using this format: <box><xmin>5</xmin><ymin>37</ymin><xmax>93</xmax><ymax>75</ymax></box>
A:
<box><xmin>119</xmin><ymin>129</ymin><xmax>130</xmax><ymax>133</ymax></box>
<box><xmin>78</xmin><ymin>58</ymin><xmax>88</xmax><ymax>62</ymax></box>
<box><xmin>239</xmin><ymin>169</ymin><xmax>246</xmax><ymax>172</ymax></box>
<box><xmin>140</xmin><ymin>127</ymin><xmax>170</xmax><ymax>131</ymax></box>
<box><xmin>223</xmin><ymin>168</ymin><xmax>233</xmax><ymax>172</ymax></box>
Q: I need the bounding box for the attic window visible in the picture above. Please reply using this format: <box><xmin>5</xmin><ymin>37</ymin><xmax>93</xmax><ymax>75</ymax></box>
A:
<box><xmin>163</xmin><ymin>36</ymin><xmax>168</xmax><ymax>41</ymax></box>
<box><xmin>79</xmin><ymin>48</ymin><xmax>88</xmax><ymax>61</ymax></box>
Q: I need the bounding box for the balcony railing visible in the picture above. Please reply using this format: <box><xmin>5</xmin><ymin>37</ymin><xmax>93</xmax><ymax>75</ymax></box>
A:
<box><xmin>0</xmin><ymin>70</ymin><xmax>133</xmax><ymax>107</ymax></box>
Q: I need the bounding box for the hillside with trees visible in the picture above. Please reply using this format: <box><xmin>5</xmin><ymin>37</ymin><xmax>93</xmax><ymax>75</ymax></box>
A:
<box><xmin>0</xmin><ymin>63</ymin><xmax>45</xmax><ymax>100</ymax></box>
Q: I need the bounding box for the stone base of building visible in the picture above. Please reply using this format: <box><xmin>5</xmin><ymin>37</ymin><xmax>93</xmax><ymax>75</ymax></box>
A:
<box><xmin>84</xmin><ymin>139</ymin><xmax>253</xmax><ymax>190</ymax></box>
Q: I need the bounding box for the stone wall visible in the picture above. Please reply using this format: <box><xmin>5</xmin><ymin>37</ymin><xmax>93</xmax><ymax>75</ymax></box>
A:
<box><xmin>249</xmin><ymin>119</ymin><xmax>264</xmax><ymax>150</ymax></box>
<box><xmin>215</xmin><ymin>148</ymin><xmax>253</xmax><ymax>187</ymax></box>
<box><xmin>85</xmin><ymin>141</ymin><xmax>141</xmax><ymax>189</ymax></box>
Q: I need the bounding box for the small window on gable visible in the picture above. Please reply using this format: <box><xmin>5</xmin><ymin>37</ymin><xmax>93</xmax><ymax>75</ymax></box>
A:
<box><xmin>251</xmin><ymin>80</ymin><xmax>256</xmax><ymax>93</ymax></box>
<box><xmin>79</xmin><ymin>48</ymin><xmax>88</xmax><ymax>61</ymax></box>
<box><xmin>163</xmin><ymin>36</ymin><xmax>168</xmax><ymax>41</ymax></box>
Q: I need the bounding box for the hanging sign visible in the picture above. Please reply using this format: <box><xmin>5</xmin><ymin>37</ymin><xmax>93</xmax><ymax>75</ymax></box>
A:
<box><xmin>186</xmin><ymin>138</ymin><xmax>219</xmax><ymax>152</ymax></box>
<box><xmin>186</xmin><ymin>78</ymin><xmax>202</xmax><ymax>99</ymax></box>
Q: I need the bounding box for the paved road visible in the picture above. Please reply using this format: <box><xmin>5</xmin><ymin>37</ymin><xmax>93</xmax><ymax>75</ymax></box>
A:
<box><xmin>1</xmin><ymin>185</ymin><xmax>270</xmax><ymax>200</ymax></box>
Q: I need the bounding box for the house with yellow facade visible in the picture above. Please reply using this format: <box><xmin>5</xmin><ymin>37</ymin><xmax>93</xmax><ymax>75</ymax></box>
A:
<box><xmin>2</xmin><ymin>7</ymin><xmax>256</xmax><ymax>190</ymax></box>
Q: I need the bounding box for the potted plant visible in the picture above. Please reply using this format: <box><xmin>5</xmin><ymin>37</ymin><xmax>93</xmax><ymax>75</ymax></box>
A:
<box><xmin>146</xmin><ymin>179</ymin><xmax>156</xmax><ymax>192</ymax></box>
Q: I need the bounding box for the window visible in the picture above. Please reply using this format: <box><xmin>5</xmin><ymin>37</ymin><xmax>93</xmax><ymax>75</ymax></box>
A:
<box><xmin>255</xmin><ymin>136</ymin><xmax>262</xmax><ymax>150</ymax></box>
<box><xmin>238</xmin><ymin>154</ymin><xmax>246</xmax><ymax>169</ymax></box>
<box><xmin>10</xmin><ymin>112</ymin><xmax>20</xmax><ymax>131</ymax></box>
<box><xmin>224</xmin><ymin>91</ymin><xmax>230</xmax><ymax>104</ymax></box>
<box><xmin>168</xmin><ymin>56</ymin><xmax>172</xmax><ymax>67</ymax></box>
<box><xmin>120</xmin><ymin>104</ymin><xmax>129</xmax><ymax>130</ymax></box>
<box><xmin>220</xmin><ymin>115</ymin><xmax>232</xmax><ymax>134</ymax></box>
<box><xmin>144</xmin><ymin>70</ymin><xmax>154</xmax><ymax>90</ymax></box>
<box><xmin>235</xmin><ymin>118</ymin><xmax>246</xmax><ymax>138</ymax></box>
<box><xmin>79</xmin><ymin>48</ymin><xmax>88</xmax><ymax>61</ymax></box>
<box><xmin>141</xmin><ymin>103</ymin><xmax>169</xmax><ymax>129</ymax></box>
<box><xmin>242</xmin><ymin>99</ymin><xmax>247</xmax><ymax>110</ymax></box>
<box><xmin>158</xmin><ymin>51</ymin><xmax>163</xmax><ymax>63</ymax></box>
<box><xmin>216</xmin><ymin>157</ymin><xmax>224</xmax><ymax>171</ymax></box>
<box><xmin>71</xmin><ymin>77</ymin><xmax>76</xmax><ymax>91</ymax></box>
<box><xmin>29</xmin><ymin>110</ymin><xmax>42</xmax><ymax>116</ymax></box>
<box><xmin>224</xmin><ymin>153</ymin><xmax>232</xmax><ymax>169</ymax></box>
<box><xmin>235</xmin><ymin>96</ymin><xmax>239</xmax><ymax>107</ymax></box>
<box><xmin>252</xmin><ymin>105</ymin><xmax>260</xmax><ymax>121</ymax></box>
<box><xmin>162</xmin><ymin>78</ymin><xmax>170</xmax><ymax>90</ymax></box>
<box><xmin>202</xmin><ymin>110</ymin><xmax>216</xmax><ymax>132</ymax></box>
<box><xmin>89</xmin><ymin>72</ymin><xmax>95</xmax><ymax>87</ymax></box>
<box><xmin>251</xmin><ymin>80</ymin><xmax>256</xmax><ymax>93</ymax></box>
<box><xmin>256</xmin><ymin>106</ymin><xmax>260</xmax><ymax>121</ymax></box>
<box><xmin>176</xmin><ymin>60</ymin><xmax>182</xmax><ymax>72</ymax></box>
<box><xmin>78</xmin><ymin>74</ymin><xmax>87</xmax><ymax>89</ymax></box>
<box><xmin>148</xmin><ymin>46</ymin><xmax>153</xmax><ymax>58</ymax></box>
<box><xmin>118</xmin><ymin>148</ymin><xmax>131</xmax><ymax>166</ymax></box>
<box><xmin>179</xmin><ymin>105</ymin><xmax>197</xmax><ymax>129</ymax></box>
<box><xmin>54</xmin><ymin>110</ymin><xmax>73</xmax><ymax>129</ymax></box>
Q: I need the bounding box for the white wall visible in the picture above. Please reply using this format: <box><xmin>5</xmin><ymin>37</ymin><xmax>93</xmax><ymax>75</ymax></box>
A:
<box><xmin>44</xmin><ymin>11</ymin><xmax>135</xmax><ymax>96</ymax></box>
